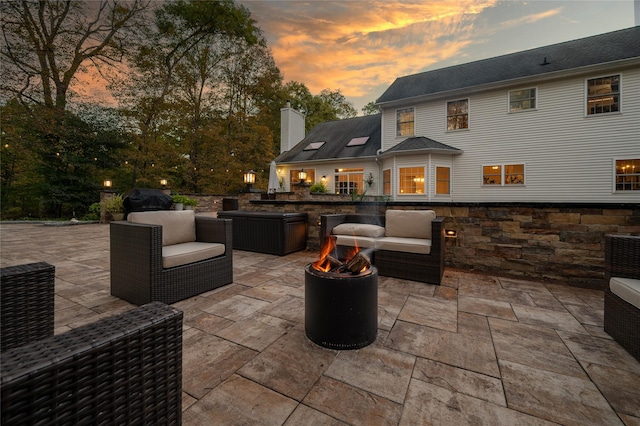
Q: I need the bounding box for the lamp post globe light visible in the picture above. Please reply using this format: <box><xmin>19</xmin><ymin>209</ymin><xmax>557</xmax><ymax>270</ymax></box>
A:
<box><xmin>243</xmin><ymin>169</ymin><xmax>256</xmax><ymax>192</ymax></box>
<box><xmin>298</xmin><ymin>169</ymin><xmax>307</xmax><ymax>185</ymax></box>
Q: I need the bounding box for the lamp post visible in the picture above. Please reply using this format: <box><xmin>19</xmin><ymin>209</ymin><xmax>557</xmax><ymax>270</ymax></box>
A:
<box><xmin>100</xmin><ymin>179</ymin><xmax>115</xmax><ymax>223</ymax></box>
<box><xmin>298</xmin><ymin>169</ymin><xmax>307</xmax><ymax>185</ymax></box>
<box><xmin>243</xmin><ymin>169</ymin><xmax>256</xmax><ymax>192</ymax></box>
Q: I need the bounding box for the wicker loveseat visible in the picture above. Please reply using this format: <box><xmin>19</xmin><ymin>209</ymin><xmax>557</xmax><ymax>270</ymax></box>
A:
<box><xmin>604</xmin><ymin>235</ymin><xmax>640</xmax><ymax>362</ymax></box>
<box><xmin>110</xmin><ymin>210</ymin><xmax>233</xmax><ymax>305</ymax></box>
<box><xmin>320</xmin><ymin>210</ymin><xmax>445</xmax><ymax>285</ymax></box>
<box><xmin>1</xmin><ymin>262</ymin><xmax>183</xmax><ymax>425</ymax></box>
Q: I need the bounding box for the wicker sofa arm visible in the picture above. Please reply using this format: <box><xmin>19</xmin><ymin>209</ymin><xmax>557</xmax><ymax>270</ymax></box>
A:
<box><xmin>1</xmin><ymin>302</ymin><xmax>183</xmax><ymax>425</ymax></box>
<box><xmin>196</xmin><ymin>216</ymin><xmax>232</xmax><ymax>245</ymax></box>
<box><xmin>320</xmin><ymin>214</ymin><xmax>348</xmax><ymax>243</ymax></box>
<box><xmin>431</xmin><ymin>216</ymin><xmax>445</xmax><ymax>253</ymax></box>
<box><xmin>605</xmin><ymin>235</ymin><xmax>640</xmax><ymax>281</ymax></box>
<box><xmin>1</xmin><ymin>262</ymin><xmax>55</xmax><ymax>352</ymax></box>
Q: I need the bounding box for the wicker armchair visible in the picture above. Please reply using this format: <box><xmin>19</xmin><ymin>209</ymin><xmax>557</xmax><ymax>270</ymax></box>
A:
<box><xmin>110</xmin><ymin>215</ymin><xmax>233</xmax><ymax>305</ymax></box>
<box><xmin>1</xmin><ymin>263</ymin><xmax>183</xmax><ymax>425</ymax></box>
<box><xmin>604</xmin><ymin>235</ymin><xmax>640</xmax><ymax>361</ymax></box>
<box><xmin>1</xmin><ymin>262</ymin><xmax>55</xmax><ymax>351</ymax></box>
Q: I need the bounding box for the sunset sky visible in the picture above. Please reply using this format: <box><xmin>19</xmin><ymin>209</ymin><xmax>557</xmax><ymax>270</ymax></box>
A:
<box><xmin>238</xmin><ymin>0</ymin><xmax>637</xmax><ymax>113</ymax></box>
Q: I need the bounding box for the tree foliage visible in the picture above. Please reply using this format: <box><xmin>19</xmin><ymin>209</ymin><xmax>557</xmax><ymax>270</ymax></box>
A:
<box><xmin>362</xmin><ymin>101</ymin><xmax>380</xmax><ymax>116</ymax></box>
<box><xmin>282</xmin><ymin>82</ymin><xmax>356</xmax><ymax>132</ymax></box>
<box><xmin>1</xmin><ymin>0</ymin><xmax>363</xmax><ymax>217</ymax></box>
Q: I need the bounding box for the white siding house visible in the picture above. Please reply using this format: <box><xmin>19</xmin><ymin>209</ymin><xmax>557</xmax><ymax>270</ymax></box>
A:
<box><xmin>276</xmin><ymin>27</ymin><xmax>640</xmax><ymax>203</ymax></box>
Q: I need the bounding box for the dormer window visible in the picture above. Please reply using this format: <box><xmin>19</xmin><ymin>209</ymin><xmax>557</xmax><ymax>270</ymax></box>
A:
<box><xmin>304</xmin><ymin>141</ymin><xmax>325</xmax><ymax>150</ymax></box>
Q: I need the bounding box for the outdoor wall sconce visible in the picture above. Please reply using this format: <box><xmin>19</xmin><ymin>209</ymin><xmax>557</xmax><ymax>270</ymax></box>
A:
<box><xmin>366</xmin><ymin>172</ymin><xmax>374</xmax><ymax>187</ymax></box>
<box><xmin>243</xmin><ymin>169</ymin><xmax>256</xmax><ymax>191</ymax></box>
<box><xmin>298</xmin><ymin>169</ymin><xmax>307</xmax><ymax>184</ymax></box>
<box><xmin>321</xmin><ymin>175</ymin><xmax>327</xmax><ymax>183</ymax></box>
<box><xmin>445</xmin><ymin>229</ymin><xmax>457</xmax><ymax>238</ymax></box>
<box><xmin>103</xmin><ymin>179</ymin><xmax>112</xmax><ymax>189</ymax></box>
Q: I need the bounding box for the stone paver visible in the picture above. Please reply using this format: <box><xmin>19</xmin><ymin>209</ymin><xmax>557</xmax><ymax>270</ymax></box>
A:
<box><xmin>2</xmin><ymin>222</ymin><xmax>639</xmax><ymax>425</ymax></box>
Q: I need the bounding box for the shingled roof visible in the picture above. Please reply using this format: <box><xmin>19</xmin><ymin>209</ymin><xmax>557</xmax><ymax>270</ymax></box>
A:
<box><xmin>275</xmin><ymin>114</ymin><xmax>381</xmax><ymax>164</ymax></box>
<box><xmin>377</xmin><ymin>26</ymin><xmax>640</xmax><ymax>105</ymax></box>
<box><xmin>380</xmin><ymin>136</ymin><xmax>462</xmax><ymax>158</ymax></box>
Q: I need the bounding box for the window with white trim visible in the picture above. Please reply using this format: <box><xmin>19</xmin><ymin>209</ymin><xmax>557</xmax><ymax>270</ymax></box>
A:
<box><xmin>399</xmin><ymin>167</ymin><xmax>425</xmax><ymax>194</ymax></box>
<box><xmin>396</xmin><ymin>108</ymin><xmax>414</xmax><ymax>137</ymax></box>
<box><xmin>435</xmin><ymin>166</ymin><xmax>450</xmax><ymax>195</ymax></box>
<box><xmin>509</xmin><ymin>88</ymin><xmax>536</xmax><ymax>112</ymax></box>
<box><xmin>383</xmin><ymin>169</ymin><xmax>391</xmax><ymax>195</ymax></box>
<box><xmin>334</xmin><ymin>168</ymin><xmax>363</xmax><ymax>195</ymax></box>
<box><xmin>447</xmin><ymin>99</ymin><xmax>468</xmax><ymax>130</ymax></box>
<box><xmin>615</xmin><ymin>159</ymin><xmax>639</xmax><ymax>191</ymax></box>
<box><xmin>483</xmin><ymin>164</ymin><xmax>525</xmax><ymax>186</ymax></box>
<box><xmin>587</xmin><ymin>75</ymin><xmax>619</xmax><ymax>115</ymax></box>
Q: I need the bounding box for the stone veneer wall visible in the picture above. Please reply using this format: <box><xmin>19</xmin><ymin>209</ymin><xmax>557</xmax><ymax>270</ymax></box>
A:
<box><xmin>227</xmin><ymin>185</ymin><xmax>640</xmax><ymax>290</ymax></box>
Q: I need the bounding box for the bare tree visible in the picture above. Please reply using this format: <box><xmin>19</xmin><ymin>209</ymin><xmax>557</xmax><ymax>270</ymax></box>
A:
<box><xmin>1</xmin><ymin>0</ymin><xmax>149</xmax><ymax>113</ymax></box>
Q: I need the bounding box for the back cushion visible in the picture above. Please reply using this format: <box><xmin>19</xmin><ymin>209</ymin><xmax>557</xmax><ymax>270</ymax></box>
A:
<box><xmin>385</xmin><ymin>210</ymin><xmax>436</xmax><ymax>239</ymax></box>
<box><xmin>128</xmin><ymin>210</ymin><xmax>196</xmax><ymax>246</ymax></box>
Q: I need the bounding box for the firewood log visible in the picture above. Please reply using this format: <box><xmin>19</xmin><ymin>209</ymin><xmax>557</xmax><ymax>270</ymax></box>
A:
<box><xmin>344</xmin><ymin>249</ymin><xmax>373</xmax><ymax>273</ymax></box>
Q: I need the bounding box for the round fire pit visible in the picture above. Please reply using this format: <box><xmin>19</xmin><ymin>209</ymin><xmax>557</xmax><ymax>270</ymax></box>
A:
<box><xmin>304</xmin><ymin>263</ymin><xmax>378</xmax><ymax>350</ymax></box>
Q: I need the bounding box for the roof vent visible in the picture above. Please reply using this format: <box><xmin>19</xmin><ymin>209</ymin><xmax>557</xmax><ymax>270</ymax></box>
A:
<box><xmin>540</xmin><ymin>57</ymin><xmax>550</xmax><ymax>66</ymax></box>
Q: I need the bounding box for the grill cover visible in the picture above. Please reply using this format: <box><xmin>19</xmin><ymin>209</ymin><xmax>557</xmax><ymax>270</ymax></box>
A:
<box><xmin>123</xmin><ymin>188</ymin><xmax>173</xmax><ymax>214</ymax></box>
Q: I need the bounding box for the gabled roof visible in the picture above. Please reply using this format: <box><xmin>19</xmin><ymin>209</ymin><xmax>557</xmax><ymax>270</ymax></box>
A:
<box><xmin>379</xmin><ymin>137</ymin><xmax>462</xmax><ymax>158</ymax></box>
<box><xmin>275</xmin><ymin>114</ymin><xmax>381</xmax><ymax>164</ymax></box>
<box><xmin>377</xmin><ymin>26</ymin><xmax>640</xmax><ymax>105</ymax></box>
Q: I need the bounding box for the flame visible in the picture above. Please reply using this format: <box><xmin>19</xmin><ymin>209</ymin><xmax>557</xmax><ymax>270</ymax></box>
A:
<box><xmin>312</xmin><ymin>237</ymin><xmax>336</xmax><ymax>272</ymax></box>
<box><xmin>312</xmin><ymin>235</ymin><xmax>361</xmax><ymax>272</ymax></box>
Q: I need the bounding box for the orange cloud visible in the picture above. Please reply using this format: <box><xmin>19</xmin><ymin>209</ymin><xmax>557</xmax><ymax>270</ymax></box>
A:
<box><xmin>244</xmin><ymin>1</ymin><xmax>498</xmax><ymax>104</ymax></box>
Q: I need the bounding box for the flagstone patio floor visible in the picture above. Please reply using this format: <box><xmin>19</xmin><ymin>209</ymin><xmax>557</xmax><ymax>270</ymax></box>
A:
<box><xmin>1</xmin><ymin>222</ymin><xmax>639</xmax><ymax>425</ymax></box>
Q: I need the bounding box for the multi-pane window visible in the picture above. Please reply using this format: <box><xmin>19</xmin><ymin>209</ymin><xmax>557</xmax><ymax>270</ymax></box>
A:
<box><xmin>587</xmin><ymin>75</ymin><xmax>620</xmax><ymax>115</ymax></box>
<box><xmin>483</xmin><ymin>164</ymin><xmax>525</xmax><ymax>186</ymax></box>
<box><xmin>436</xmin><ymin>167</ymin><xmax>450</xmax><ymax>195</ymax></box>
<box><xmin>505</xmin><ymin>164</ymin><xmax>524</xmax><ymax>185</ymax></box>
<box><xmin>447</xmin><ymin>99</ymin><xmax>468</xmax><ymax>130</ymax></box>
<box><xmin>396</xmin><ymin>108</ymin><xmax>414</xmax><ymax>137</ymax></box>
<box><xmin>615</xmin><ymin>159</ymin><xmax>640</xmax><ymax>191</ymax></box>
<box><xmin>399</xmin><ymin>167</ymin><xmax>424</xmax><ymax>194</ymax></box>
<box><xmin>334</xmin><ymin>168</ymin><xmax>363</xmax><ymax>195</ymax></box>
<box><xmin>383</xmin><ymin>169</ymin><xmax>391</xmax><ymax>195</ymax></box>
<box><xmin>509</xmin><ymin>88</ymin><xmax>536</xmax><ymax>112</ymax></box>
<box><xmin>483</xmin><ymin>165</ymin><xmax>502</xmax><ymax>185</ymax></box>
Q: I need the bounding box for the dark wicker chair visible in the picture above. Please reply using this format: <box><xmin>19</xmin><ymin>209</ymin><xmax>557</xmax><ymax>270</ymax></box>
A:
<box><xmin>604</xmin><ymin>235</ymin><xmax>640</xmax><ymax>362</ymax></box>
<box><xmin>110</xmin><ymin>216</ymin><xmax>233</xmax><ymax>305</ymax></box>
<box><xmin>1</xmin><ymin>263</ymin><xmax>183</xmax><ymax>425</ymax></box>
<box><xmin>1</xmin><ymin>262</ymin><xmax>55</xmax><ymax>351</ymax></box>
<box><xmin>320</xmin><ymin>213</ymin><xmax>445</xmax><ymax>285</ymax></box>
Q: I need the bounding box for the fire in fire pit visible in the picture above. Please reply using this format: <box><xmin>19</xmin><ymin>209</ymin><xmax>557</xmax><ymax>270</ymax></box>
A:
<box><xmin>305</xmin><ymin>238</ymin><xmax>378</xmax><ymax>350</ymax></box>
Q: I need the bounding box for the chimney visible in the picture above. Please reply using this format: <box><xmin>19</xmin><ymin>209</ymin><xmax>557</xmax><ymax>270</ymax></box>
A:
<box><xmin>280</xmin><ymin>100</ymin><xmax>305</xmax><ymax>154</ymax></box>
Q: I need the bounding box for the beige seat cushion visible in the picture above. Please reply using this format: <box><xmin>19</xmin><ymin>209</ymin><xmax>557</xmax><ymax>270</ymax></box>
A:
<box><xmin>375</xmin><ymin>237</ymin><xmax>432</xmax><ymax>255</ymax></box>
<box><xmin>610</xmin><ymin>277</ymin><xmax>640</xmax><ymax>309</ymax></box>
<box><xmin>332</xmin><ymin>223</ymin><xmax>385</xmax><ymax>238</ymax></box>
<box><xmin>335</xmin><ymin>235</ymin><xmax>379</xmax><ymax>249</ymax></box>
<box><xmin>162</xmin><ymin>242</ymin><xmax>225</xmax><ymax>269</ymax></box>
<box><xmin>385</xmin><ymin>210</ymin><xmax>436</xmax><ymax>239</ymax></box>
<box><xmin>128</xmin><ymin>210</ymin><xmax>196</xmax><ymax>246</ymax></box>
